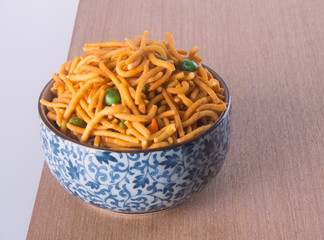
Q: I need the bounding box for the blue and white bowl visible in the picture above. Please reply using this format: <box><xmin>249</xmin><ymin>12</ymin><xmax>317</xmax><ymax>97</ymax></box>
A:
<box><xmin>38</xmin><ymin>66</ymin><xmax>231</xmax><ymax>214</ymax></box>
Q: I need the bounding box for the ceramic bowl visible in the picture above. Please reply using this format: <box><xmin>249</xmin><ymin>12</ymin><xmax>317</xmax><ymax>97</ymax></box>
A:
<box><xmin>38</xmin><ymin>66</ymin><xmax>231</xmax><ymax>214</ymax></box>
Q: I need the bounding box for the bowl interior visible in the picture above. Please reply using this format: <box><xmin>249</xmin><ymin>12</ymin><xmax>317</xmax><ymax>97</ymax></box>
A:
<box><xmin>38</xmin><ymin>65</ymin><xmax>231</xmax><ymax>153</ymax></box>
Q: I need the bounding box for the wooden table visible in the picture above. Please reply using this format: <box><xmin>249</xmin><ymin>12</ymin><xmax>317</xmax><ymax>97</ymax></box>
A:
<box><xmin>28</xmin><ymin>0</ymin><xmax>324</xmax><ymax>239</ymax></box>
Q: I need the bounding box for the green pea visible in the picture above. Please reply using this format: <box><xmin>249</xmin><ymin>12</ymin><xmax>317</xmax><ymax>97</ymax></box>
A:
<box><xmin>118</xmin><ymin>121</ymin><xmax>126</xmax><ymax>129</ymax></box>
<box><xmin>179</xmin><ymin>59</ymin><xmax>198</xmax><ymax>72</ymax></box>
<box><xmin>157</xmin><ymin>56</ymin><xmax>167</xmax><ymax>61</ymax></box>
<box><xmin>135</xmin><ymin>84</ymin><xmax>148</xmax><ymax>93</ymax></box>
<box><xmin>104</xmin><ymin>88</ymin><xmax>121</xmax><ymax>106</ymax></box>
<box><xmin>69</xmin><ymin>117</ymin><xmax>87</xmax><ymax>128</ymax></box>
<box><xmin>142</xmin><ymin>84</ymin><xmax>148</xmax><ymax>93</ymax></box>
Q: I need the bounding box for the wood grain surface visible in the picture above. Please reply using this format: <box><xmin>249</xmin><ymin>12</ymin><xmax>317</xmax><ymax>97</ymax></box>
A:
<box><xmin>28</xmin><ymin>0</ymin><xmax>324</xmax><ymax>239</ymax></box>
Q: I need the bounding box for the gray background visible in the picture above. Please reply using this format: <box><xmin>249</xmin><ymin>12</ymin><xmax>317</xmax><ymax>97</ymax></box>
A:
<box><xmin>0</xmin><ymin>1</ymin><xmax>78</xmax><ymax>239</ymax></box>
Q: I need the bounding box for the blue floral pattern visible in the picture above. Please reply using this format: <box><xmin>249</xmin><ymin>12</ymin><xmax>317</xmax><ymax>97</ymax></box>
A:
<box><xmin>39</xmin><ymin>107</ymin><xmax>231</xmax><ymax>213</ymax></box>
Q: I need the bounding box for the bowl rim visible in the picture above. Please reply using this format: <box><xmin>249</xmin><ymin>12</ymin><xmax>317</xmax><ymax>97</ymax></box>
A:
<box><xmin>38</xmin><ymin>65</ymin><xmax>231</xmax><ymax>153</ymax></box>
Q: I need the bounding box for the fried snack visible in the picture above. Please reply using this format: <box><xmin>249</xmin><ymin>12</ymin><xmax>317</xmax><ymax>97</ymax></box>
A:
<box><xmin>40</xmin><ymin>31</ymin><xmax>227</xmax><ymax>150</ymax></box>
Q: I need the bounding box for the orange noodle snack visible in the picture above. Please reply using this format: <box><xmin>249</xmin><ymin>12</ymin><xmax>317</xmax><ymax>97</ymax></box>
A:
<box><xmin>40</xmin><ymin>31</ymin><xmax>227</xmax><ymax>150</ymax></box>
